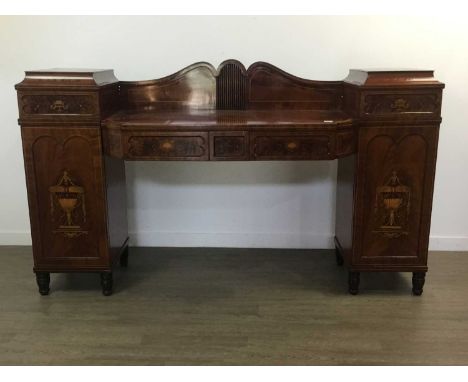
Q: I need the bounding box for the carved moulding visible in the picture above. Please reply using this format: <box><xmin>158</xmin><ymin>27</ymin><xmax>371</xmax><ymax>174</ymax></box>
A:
<box><xmin>373</xmin><ymin>171</ymin><xmax>411</xmax><ymax>238</ymax></box>
<box><xmin>49</xmin><ymin>170</ymin><xmax>88</xmax><ymax>238</ymax></box>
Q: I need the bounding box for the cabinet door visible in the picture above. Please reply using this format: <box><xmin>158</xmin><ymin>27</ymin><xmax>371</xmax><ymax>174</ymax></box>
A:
<box><xmin>353</xmin><ymin>125</ymin><xmax>439</xmax><ymax>267</ymax></box>
<box><xmin>21</xmin><ymin>126</ymin><xmax>109</xmax><ymax>271</ymax></box>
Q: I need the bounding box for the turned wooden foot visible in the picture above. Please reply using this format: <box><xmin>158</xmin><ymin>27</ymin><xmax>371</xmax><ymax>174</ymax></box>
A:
<box><xmin>100</xmin><ymin>272</ymin><xmax>113</xmax><ymax>296</ymax></box>
<box><xmin>120</xmin><ymin>246</ymin><xmax>129</xmax><ymax>267</ymax></box>
<box><xmin>348</xmin><ymin>271</ymin><xmax>360</xmax><ymax>295</ymax></box>
<box><xmin>35</xmin><ymin>272</ymin><xmax>50</xmax><ymax>295</ymax></box>
<box><xmin>335</xmin><ymin>247</ymin><xmax>344</xmax><ymax>266</ymax></box>
<box><xmin>412</xmin><ymin>272</ymin><xmax>426</xmax><ymax>296</ymax></box>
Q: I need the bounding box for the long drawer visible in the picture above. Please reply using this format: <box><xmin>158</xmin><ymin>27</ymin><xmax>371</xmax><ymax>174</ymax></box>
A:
<box><xmin>251</xmin><ymin>131</ymin><xmax>332</xmax><ymax>160</ymax></box>
<box><xmin>123</xmin><ymin>132</ymin><xmax>209</xmax><ymax>160</ymax></box>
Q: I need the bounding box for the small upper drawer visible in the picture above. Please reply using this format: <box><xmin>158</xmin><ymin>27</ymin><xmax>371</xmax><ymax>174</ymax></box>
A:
<box><xmin>124</xmin><ymin>132</ymin><xmax>209</xmax><ymax>160</ymax></box>
<box><xmin>251</xmin><ymin>132</ymin><xmax>331</xmax><ymax>160</ymax></box>
<box><xmin>361</xmin><ymin>91</ymin><xmax>442</xmax><ymax>117</ymax></box>
<box><xmin>18</xmin><ymin>92</ymin><xmax>99</xmax><ymax>118</ymax></box>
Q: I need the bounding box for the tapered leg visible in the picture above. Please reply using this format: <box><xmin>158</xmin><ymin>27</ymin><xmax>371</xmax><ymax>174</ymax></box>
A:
<box><xmin>35</xmin><ymin>272</ymin><xmax>50</xmax><ymax>295</ymax></box>
<box><xmin>348</xmin><ymin>271</ymin><xmax>360</xmax><ymax>295</ymax></box>
<box><xmin>100</xmin><ymin>272</ymin><xmax>113</xmax><ymax>296</ymax></box>
<box><xmin>335</xmin><ymin>247</ymin><xmax>344</xmax><ymax>266</ymax></box>
<box><xmin>412</xmin><ymin>272</ymin><xmax>426</xmax><ymax>296</ymax></box>
<box><xmin>120</xmin><ymin>246</ymin><xmax>129</xmax><ymax>267</ymax></box>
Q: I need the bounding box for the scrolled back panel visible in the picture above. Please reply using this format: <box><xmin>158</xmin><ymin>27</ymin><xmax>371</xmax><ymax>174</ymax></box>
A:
<box><xmin>247</xmin><ymin>62</ymin><xmax>343</xmax><ymax>110</ymax></box>
<box><xmin>120</xmin><ymin>63</ymin><xmax>217</xmax><ymax>111</ymax></box>
<box><xmin>118</xmin><ymin>61</ymin><xmax>345</xmax><ymax>112</ymax></box>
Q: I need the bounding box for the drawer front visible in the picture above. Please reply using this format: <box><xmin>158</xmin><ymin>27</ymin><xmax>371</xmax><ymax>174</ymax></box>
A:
<box><xmin>125</xmin><ymin>132</ymin><xmax>209</xmax><ymax>160</ymax></box>
<box><xmin>361</xmin><ymin>90</ymin><xmax>442</xmax><ymax>117</ymax></box>
<box><xmin>251</xmin><ymin>132</ymin><xmax>331</xmax><ymax>160</ymax></box>
<box><xmin>210</xmin><ymin>131</ymin><xmax>249</xmax><ymax>160</ymax></box>
<box><xmin>18</xmin><ymin>91</ymin><xmax>99</xmax><ymax>118</ymax></box>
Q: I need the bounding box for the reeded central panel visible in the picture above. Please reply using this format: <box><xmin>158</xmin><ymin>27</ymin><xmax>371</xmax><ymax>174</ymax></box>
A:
<box><xmin>216</xmin><ymin>61</ymin><xmax>248</xmax><ymax>110</ymax></box>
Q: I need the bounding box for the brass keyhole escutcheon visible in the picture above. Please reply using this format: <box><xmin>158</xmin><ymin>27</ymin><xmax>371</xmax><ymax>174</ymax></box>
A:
<box><xmin>287</xmin><ymin>141</ymin><xmax>298</xmax><ymax>151</ymax></box>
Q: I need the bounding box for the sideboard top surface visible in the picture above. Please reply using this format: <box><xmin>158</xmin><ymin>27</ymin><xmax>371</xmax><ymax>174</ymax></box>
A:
<box><xmin>103</xmin><ymin>109</ymin><xmax>352</xmax><ymax>130</ymax></box>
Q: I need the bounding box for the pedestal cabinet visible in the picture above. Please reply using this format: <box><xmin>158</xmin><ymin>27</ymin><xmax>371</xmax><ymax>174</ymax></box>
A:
<box><xmin>16</xmin><ymin>70</ymin><xmax>128</xmax><ymax>295</ymax></box>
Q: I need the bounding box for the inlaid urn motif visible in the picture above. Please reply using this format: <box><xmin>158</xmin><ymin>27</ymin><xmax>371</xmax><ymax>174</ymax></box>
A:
<box><xmin>373</xmin><ymin>171</ymin><xmax>411</xmax><ymax>238</ymax></box>
<box><xmin>49</xmin><ymin>170</ymin><xmax>87</xmax><ymax>238</ymax></box>
<box><xmin>390</xmin><ymin>98</ymin><xmax>410</xmax><ymax>112</ymax></box>
<box><xmin>50</xmin><ymin>99</ymin><xmax>68</xmax><ymax>112</ymax></box>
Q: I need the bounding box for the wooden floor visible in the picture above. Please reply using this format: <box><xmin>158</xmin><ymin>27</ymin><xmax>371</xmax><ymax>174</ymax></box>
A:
<box><xmin>0</xmin><ymin>246</ymin><xmax>467</xmax><ymax>365</ymax></box>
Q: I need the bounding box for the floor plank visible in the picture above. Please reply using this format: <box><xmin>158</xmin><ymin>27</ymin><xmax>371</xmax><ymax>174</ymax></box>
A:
<box><xmin>0</xmin><ymin>246</ymin><xmax>467</xmax><ymax>365</ymax></box>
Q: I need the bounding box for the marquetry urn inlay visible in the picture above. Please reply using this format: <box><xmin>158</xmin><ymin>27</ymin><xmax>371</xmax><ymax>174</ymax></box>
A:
<box><xmin>49</xmin><ymin>170</ymin><xmax>88</xmax><ymax>238</ymax></box>
<box><xmin>373</xmin><ymin>171</ymin><xmax>411</xmax><ymax>238</ymax></box>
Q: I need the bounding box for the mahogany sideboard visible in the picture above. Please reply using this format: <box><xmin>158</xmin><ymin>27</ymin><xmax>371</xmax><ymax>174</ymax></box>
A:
<box><xmin>15</xmin><ymin>60</ymin><xmax>444</xmax><ymax>296</ymax></box>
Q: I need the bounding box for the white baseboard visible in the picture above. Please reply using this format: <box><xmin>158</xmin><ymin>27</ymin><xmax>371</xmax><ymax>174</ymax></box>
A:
<box><xmin>1</xmin><ymin>231</ymin><xmax>467</xmax><ymax>251</ymax></box>
<box><xmin>0</xmin><ymin>232</ymin><xmax>32</xmax><ymax>245</ymax></box>
<box><xmin>428</xmin><ymin>236</ymin><xmax>468</xmax><ymax>251</ymax></box>
<box><xmin>129</xmin><ymin>231</ymin><xmax>335</xmax><ymax>249</ymax></box>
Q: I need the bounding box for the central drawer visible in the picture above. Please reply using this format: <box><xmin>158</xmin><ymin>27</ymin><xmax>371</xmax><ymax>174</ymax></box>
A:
<box><xmin>251</xmin><ymin>131</ymin><xmax>332</xmax><ymax>160</ymax></box>
<box><xmin>210</xmin><ymin>131</ymin><xmax>249</xmax><ymax>160</ymax></box>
